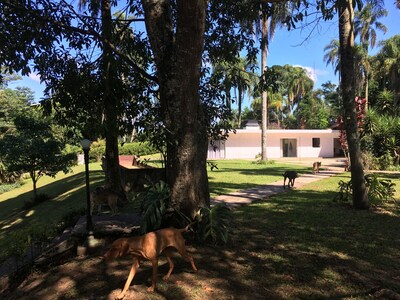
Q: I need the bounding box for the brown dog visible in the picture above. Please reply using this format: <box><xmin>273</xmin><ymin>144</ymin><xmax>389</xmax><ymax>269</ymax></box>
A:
<box><xmin>312</xmin><ymin>161</ymin><xmax>321</xmax><ymax>174</ymax></box>
<box><xmin>90</xmin><ymin>186</ymin><xmax>119</xmax><ymax>215</ymax></box>
<box><xmin>104</xmin><ymin>225</ymin><xmax>197</xmax><ymax>299</ymax></box>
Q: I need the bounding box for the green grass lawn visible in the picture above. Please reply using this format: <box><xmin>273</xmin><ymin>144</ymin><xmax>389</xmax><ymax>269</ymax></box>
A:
<box><xmin>0</xmin><ymin>160</ymin><xmax>309</xmax><ymax>260</ymax></box>
<box><xmin>208</xmin><ymin>159</ymin><xmax>309</xmax><ymax>197</ymax></box>
<box><xmin>3</xmin><ymin>166</ymin><xmax>399</xmax><ymax>299</ymax></box>
<box><xmin>0</xmin><ymin>163</ymin><xmax>105</xmax><ymax>258</ymax></box>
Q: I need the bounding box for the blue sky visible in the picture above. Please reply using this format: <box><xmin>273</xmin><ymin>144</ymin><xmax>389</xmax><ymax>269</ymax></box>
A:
<box><xmin>8</xmin><ymin>1</ymin><xmax>400</xmax><ymax>105</ymax></box>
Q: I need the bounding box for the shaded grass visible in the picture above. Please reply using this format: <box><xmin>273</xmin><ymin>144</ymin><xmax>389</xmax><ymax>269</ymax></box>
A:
<box><xmin>222</xmin><ymin>173</ymin><xmax>400</xmax><ymax>299</ymax></box>
<box><xmin>0</xmin><ymin>160</ymin><xmax>308</xmax><ymax>261</ymax></box>
<box><xmin>0</xmin><ymin>163</ymin><xmax>105</xmax><ymax>259</ymax></box>
<box><xmin>4</xmin><ymin>172</ymin><xmax>400</xmax><ymax>299</ymax></box>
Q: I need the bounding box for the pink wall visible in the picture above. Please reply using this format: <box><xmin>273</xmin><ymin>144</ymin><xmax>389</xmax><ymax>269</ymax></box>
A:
<box><xmin>216</xmin><ymin>129</ymin><xmax>340</xmax><ymax>159</ymax></box>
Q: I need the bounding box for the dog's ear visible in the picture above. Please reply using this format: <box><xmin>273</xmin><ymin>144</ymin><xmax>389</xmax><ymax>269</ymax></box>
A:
<box><xmin>104</xmin><ymin>239</ymin><xmax>129</xmax><ymax>260</ymax></box>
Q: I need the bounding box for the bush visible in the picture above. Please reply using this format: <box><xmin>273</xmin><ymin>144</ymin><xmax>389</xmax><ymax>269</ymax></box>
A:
<box><xmin>55</xmin><ymin>208</ymin><xmax>86</xmax><ymax>234</ymax></box>
<box><xmin>139</xmin><ymin>180</ymin><xmax>170</xmax><ymax>234</ymax></box>
<box><xmin>195</xmin><ymin>204</ymin><xmax>232</xmax><ymax>244</ymax></box>
<box><xmin>119</xmin><ymin>142</ymin><xmax>158</xmax><ymax>156</ymax></box>
<box><xmin>0</xmin><ymin>160</ymin><xmax>22</xmax><ymax>184</ymax></box>
<box><xmin>0</xmin><ymin>182</ymin><xmax>23</xmax><ymax>194</ymax></box>
<box><xmin>23</xmin><ymin>193</ymin><xmax>52</xmax><ymax>210</ymax></box>
<box><xmin>334</xmin><ymin>173</ymin><xmax>396</xmax><ymax>204</ymax></box>
<box><xmin>361</xmin><ymin>151</ymin><xmax>380</xmax><ymax>170</ymax></box>
<box><xmin>89</xmin><ymin>140</ymin><xmax>106</xmax><ymax>162</ymax></box>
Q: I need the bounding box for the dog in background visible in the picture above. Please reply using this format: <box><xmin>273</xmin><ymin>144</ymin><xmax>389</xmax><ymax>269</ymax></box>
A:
<box><xmin>90</xmin><ymin>186</ymin><xmax>120</xmax><ymax>215</ymax></box>
<box><xmin>104</xmin><ymin>225</ymin><xmax>197</xmax><ymax>299</ymax></box>
<box><xmin>283</xmin><ymin>171</ymin><xmax>298</xmax><ymax>189</ymax></box>
<box><xmin>312</xmin><ymin>161</ymin><xmax>321</xmax><ymax>174</ymax></box>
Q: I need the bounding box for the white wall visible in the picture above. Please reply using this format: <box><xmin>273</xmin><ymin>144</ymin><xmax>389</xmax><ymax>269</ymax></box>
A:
<box><xmin>224</xmin><ymin>130</ymin><xmax>261</xmax><ymax>159</ymax></box>
<box><xmin>221</xmin><ymin>129</ymin><xmax>340</xmax><ymax>159</ymax></box>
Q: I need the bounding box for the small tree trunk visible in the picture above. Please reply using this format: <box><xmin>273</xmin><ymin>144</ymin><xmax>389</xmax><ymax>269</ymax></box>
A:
<box><xmin>338</xmin><ymin>0</ymin><xmax>369</xmax><ymax>209</ymax></box>
<box><xmin>261</xmin><ymin>11</ymin><xmax>268</xmax><ymax>160</ymax></box>
<box><xmin>31</xmin><ymin>171</ymin><xmax>38</xmax><ymax>199</ymax></box>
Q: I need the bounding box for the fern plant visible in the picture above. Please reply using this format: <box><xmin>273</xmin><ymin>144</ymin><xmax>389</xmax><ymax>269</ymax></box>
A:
<box><xmin>139</xmin><ymin>180</ymin><xmax>170</xmax><ymax>234</ymax></box>
<box><xmin>195</xmin><ymin>203</ymin><xmax>232</xmax><ymax>244</ymax></box>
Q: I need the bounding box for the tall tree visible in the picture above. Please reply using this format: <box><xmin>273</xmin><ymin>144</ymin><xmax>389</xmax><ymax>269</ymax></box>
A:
<box><xmin>141</xmin><ymin>0</ymin><xmax>209</xmax><ymax>218</ymax></box>
<box><xmin>324</xmin><ymin>39</ymin><xmax>341</xmax><ymax>78</ymax></box>
<box><xmin>338</xmin><ymin>0</ymin><xmax>369</xmax><ymax>209</ymax></box>
<box><xmin>374</xmin><ymin>35</ymin><xmax>400</xmax><ymax>106</ymax></box>
<box><xmin>259</xmin><ymin>3</ymin><xmax>289</xmax><ymax>160</ymax></box>
<box><xmin>354</xmin><ymin>1</ymin><xmax>387</xmax><ymax>107</ymax></box>
<box><xmin>232</xmin><ymin>57</ymin><xmax>258</xmax><ymax>128</ymax></box>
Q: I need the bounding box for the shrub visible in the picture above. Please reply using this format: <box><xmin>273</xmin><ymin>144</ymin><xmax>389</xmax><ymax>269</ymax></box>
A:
<box><xmin>23</xmin><ymin>193</ymin><xmax>52</xmax><ymax>210</ymax></box>
<box><xmin>361</xmin><ymin>151</ymin><xmax>380</xmax><ymax>170</ymax></box>
<box><xmin>89</xmin><ymin>140</ymin><xmax>106</xmax><ymax>162</ymax></box>
<box><xmin>334</xmin><ymin>173</ymin><xmax>396</xmax><ymax>204</ymax></box>
<box><xmin>119</xmin><ymin>142</ymin><xmax>158</xmax><ymax>156</ymax></box>
<box><xmin>139</xmin><ymin>180</ymin><xmax>170</xmax><ymax>234</ymax></box>
<box><xmin>0</xmin><ymin>160</ymin><xmax>22</xmax><ymax>184</ymax></box>
<box><xmin>253</xmin><ymin>153</ymin><xmax>276</xmax><ymax>165</ymax></box>
<box><xmin>195</xmin><ymin>204</ymin><xmax>232</xmax><ymax>244</ymax></box>
<box><xmin>0</xmin><ymin>182</ymin><xmax>23</xmax><ymax>194</ymax></box>
<box><xmin>55</xmin><ymin>208</ymin><xmax>86</xmax><ymax>234</ymax></box>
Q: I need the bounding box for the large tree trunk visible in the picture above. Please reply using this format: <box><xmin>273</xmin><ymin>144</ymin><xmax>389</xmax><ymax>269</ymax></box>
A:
<box><xmin>338</xmin><ymin>0</ymin><xmax>369</xmax><ymax>209</ymax></box>
<box><xmin>142</xmin><ymin>0</ymin><xmax>209</xmax><ymax>218</ymax></box>
<box><xmin>101</xmin><ymin>0</ymin><xmax>122</xmax><ymax>193</ymax></box>
<box><xmin>261</xmin><ymin>12</ymin><xmax>268</xmax><ymax>160</ymax></box>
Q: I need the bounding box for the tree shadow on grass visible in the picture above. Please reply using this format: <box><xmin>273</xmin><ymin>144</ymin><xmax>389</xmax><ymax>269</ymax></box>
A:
<box><xmin>0</xmin><ymin>170</ymin><xmax>105</xmax><ymax>256</ymax></box>
<box><xmin>3</xmin><ymin>175</ymin><xmax>400</xmax><ymax>299</ymax></box>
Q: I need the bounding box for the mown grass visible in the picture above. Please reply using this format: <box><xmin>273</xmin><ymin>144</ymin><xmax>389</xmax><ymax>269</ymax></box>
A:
<box><xmin>0</xmin><ymin>163</ymin><xmax>105</xmax><ymax>259</ymax></box>
<box><xmin>222</xmin><ymin>173</ymin><xmax>400</xmax><ymax>299</ymax></box>
<box><xmin>208</xmin><ymin>159</ymin><xmax>309</xmax><ymax>197</ymax></box>
<box><xmin>4</xmin><ymin>170</ymin><xmax>400</xmax><ymax>299</ymax></box>
<box><xmin>0</xmin><ymin>161</ymin><xmax>400</xmax><ymax>299</ymax></box>
<box><xmin>0</xmin><ymin>159</ymin><xmax>309</xmax><ymax>261</ymax></box>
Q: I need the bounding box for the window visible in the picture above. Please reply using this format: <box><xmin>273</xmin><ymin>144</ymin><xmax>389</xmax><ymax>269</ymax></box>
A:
<box><xmin>312</xmin><ymin>138</ymin><xmax>320</xmax><ymax>148</ymax></box>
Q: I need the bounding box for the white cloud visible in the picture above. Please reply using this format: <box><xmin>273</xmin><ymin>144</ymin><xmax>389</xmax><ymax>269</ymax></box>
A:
<box><xmin>28</xmin><ymin>72</ymin><xmax>41</xmax><ymax>83</ymax></box>
<box><xmin>293</xmin><ymin>65</ymin><xmax>317</xmax><ymax>82</ymax></box>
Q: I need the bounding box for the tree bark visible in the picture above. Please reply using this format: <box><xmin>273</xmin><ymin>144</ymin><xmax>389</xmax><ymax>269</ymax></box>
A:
<box><xmin>142</xmin><ymin>0</ymin><xmax>209</xmax><ymax>218</ymax></box>
<box><xmin>338</xmin><ymin>0</ymin><xmax>369</xmax><ymax>209</ymax></box>
<box><xmin>101</xmin><ymin>0</ymin><xmax>122</xmax><ymax>193</ymax></box>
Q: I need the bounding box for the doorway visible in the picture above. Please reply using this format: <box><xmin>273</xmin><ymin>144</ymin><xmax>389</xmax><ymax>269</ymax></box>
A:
<box><xmin>282</xmin><ymin>139</ymin><xmax>297</xmax><ymax>157</ymax></box>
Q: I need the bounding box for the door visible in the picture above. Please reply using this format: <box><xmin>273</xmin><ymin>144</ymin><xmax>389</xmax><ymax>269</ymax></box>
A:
<box><xmin>282</xmin><ymin>139</ymin><xmax>297</xmax><ymax>157</ymax></box>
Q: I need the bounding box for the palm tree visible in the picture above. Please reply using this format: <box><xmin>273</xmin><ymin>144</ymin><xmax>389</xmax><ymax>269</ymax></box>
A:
<box><xmin>354</xmin><ymin>1</ymin><xmax>388</xmax><ymax>108</ymax></box>
<box><xmin>258</xmin><ymin>3</ymin><xmax>290</xmax><ymax>160</ymax></box>
<box><xmin>212</xmin><ymin>60</ymin><xmax>233</xmax><ymax>110</ymax></box>
<box><xmin>232</xmin><ymin>57</ymin><xmax>258</xmax><ymax>127</ymax></box>
<box><xmin>323</xmin><ymin>39</ymin><xmax>341</xmax><ymax>78</ymax></box>
<box><xmin>284</xmin><ymin>65</ymin><xmax>314</xmax><ymax>113</ymax></box>
<box><xmin>338</xmin><ymin>0</ymin><xmax>369</xmax><ymax>209</ymax></box>
<box><xmin>212</xmin><ymin>57</ymin><xmax>258</xmax><ymax>128</ymax></box>
<box><xmin>375</xmin><ymin>35</ymin><xmax>400</xmax><ymax>107</ymax></box>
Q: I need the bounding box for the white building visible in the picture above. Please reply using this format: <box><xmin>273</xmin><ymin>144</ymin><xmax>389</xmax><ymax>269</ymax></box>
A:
<box><xmin>208</xmin><ymin>120</ymin><xmax>342</xmax><ymax>159</ymax></box>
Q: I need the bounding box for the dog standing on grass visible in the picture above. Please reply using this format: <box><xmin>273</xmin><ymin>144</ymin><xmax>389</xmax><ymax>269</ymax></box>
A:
<box><xmin>313</xmin><ymin>161</ymin><xmax>321</xmax><ymax>174</ymax></box>
<box><xmin>283</xmin><ymin>171</ymin><xmax>298</xmax><ymax>189</ymax></box>
<box><xmin>104</xmin><ymin>225</ymin><xmax>197</xmax><ymax>299</ymax></box>
<box><xmin>90</xmin><ymin>186</ymin><xmax>120</xmax><ymax>215</ymax></box>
